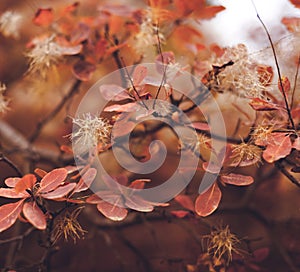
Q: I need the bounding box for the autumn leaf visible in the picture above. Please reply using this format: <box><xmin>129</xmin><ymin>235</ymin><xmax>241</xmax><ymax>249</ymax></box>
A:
<box><xmin>15</xmin><ymin>174</ymin><xmax>36</xmax><ymax>193</ymax></box>
<box><xmin>33</xmin><ymin>8</ymin><xmax>54</xmax><ymax>27</ymax></box>
<box><xmin>132</xmin><ymin>65</ymin><xmax>148</xmax><ymax>86</ymax></box>
<box><xmin>220</xmin><ymin>173</ymin><xmax>254</xmax><ymax>186</ymax></box>
<box><xmin>73</xmin><ymin>168</ymin><xmax>97</xmax><ymax>193</ymax></box>
<box><xmin>38</xmin><ymin>168</ymin><xmax>68</xmax><ymax>193</ymax></box>
<box><xmin>263</xmin><ymin>133</ymin><xmax>292</xmax><ymax>163</ymax></box>
<box><xmin>99</xmin><ymin>84</ymin><xmax>131</xmax><ymax>101</ymax></box>
<box><xmin>42</xmin><ymin>183</ymin><xmax>76</xmax><ymax>200</ymax></box>
<box><xmin>23</xmin><ymin>202</ymin><xmax>46</xmax><ymax>230</ymax></box>
<box><xmin>170</xmin><ymin>210</ymin><xmax>191</xmax><ymax>218</ymax></box>
<box><xmin>282</xmin><ymin>17</ymin><xmax>300</xmax><ymax>32</ymax></box>
<box><xmin>4</xmin><ymin>177</ymin><xmax>21</xmax><ymax>188</ymax></box>
<box><xmin>0</xmin><ymin>188</ymin><xmax>29</xmax><ymax>199</ymax></box>
<box><xmin>0</xmin><ymin>200</ymin><xmax>24</xmax><ymax>232</ymax></box>
<box><xmin>278</xmin><ymin>76</ymin><xmax>291</xmax><ymax>94</ymax></box>
<box><xmin>289</xmin><ymin>0</ymin><xmax>300</xmax><ymax>8</ymax></box>
<box><xmin>174</xmin><ymin>194</ymin><xmax>195</xmax><ymax>212</ymax></box>
<box><xmin>195</xmin><ymin>183</ymin><xmax>221</xmax><ymax>217</ymax></box>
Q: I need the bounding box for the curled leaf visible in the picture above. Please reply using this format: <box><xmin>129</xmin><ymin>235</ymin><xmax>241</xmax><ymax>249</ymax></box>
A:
<box><xmin>195</xmin><ymin>183</ymin><xmax>221</xmax><ymax>217</ymax></box>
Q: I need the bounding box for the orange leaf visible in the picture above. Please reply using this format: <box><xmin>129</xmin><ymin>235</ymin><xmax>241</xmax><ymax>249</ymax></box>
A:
<box><xmin>170</xmin><ymin>210</ymin><xmax>191</xmax><ymax>218</ymax></box>
<box><xmin>263</xmin><ymin>133</ymin><xmax>292</xmax><ymax>163</ymax></box>
<box><xmin>38</xmin><ymin>168</ymin><xmax>68</xmax><ymax>193</ymax></box>
<box><xmin>34</xmin><ymin>168</ymin><xmax>47</xmax><ymax>178</ymax></box>
<box><xmin>33</xmin><ymin>8</ymin><xmax>54</xmax><ymax>27</ymax></box>
<box><xmin>97</xmin><ymin>200</ymin><xmax>128</xmax><ymax>221</ymax></box>
<box><xmin>0</xmin><ymin>200</ymin><xmax>24</xmax><ymax>232</ymax></box>
<box><xmin>220</xmin><ymin>173</ymin><xmax>254</xmax><ymax>186</ymax></box>
<box><xmin>15</xmin><ymin>174</ymin><xmax>36</xmax><ymax>193</ymax></box>
<box><xmin>23</xmin><ymin>202</ymin><xmax>46</xmax><ymax>230</ymax></box>
<box><xmin>282</xmin><ymin>17</ymin><xmax>300</xmax><ymax>32</ymax></box>
<box><xmin>249</xmin><ymin>98</ymin><xmax>279</xmax><ymax>111</ymax></box>
<box><xmin>193</xmin><ymin>5</ymin><xmax>225</xmax><ymax>20</ymax></box>
<box><xmin>195</xmin><ymin>183</ymin><xmax>221</xmax><ymax>217</ymax></box>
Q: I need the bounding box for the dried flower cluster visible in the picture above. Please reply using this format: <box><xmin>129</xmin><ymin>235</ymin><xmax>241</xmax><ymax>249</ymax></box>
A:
<box><xmin>0</xmin><ymin>82</ymin><xmax>9</xmax><ymax>113</ymax></box>
<box><xmin>0</xmin><ymin>10</ymin><xmax>22</xmax><ymax>39</ymax></box>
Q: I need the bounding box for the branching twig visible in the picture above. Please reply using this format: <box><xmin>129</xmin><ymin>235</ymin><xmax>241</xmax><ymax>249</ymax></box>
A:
<box><xmin>29</xmin><ymin>79</ymin><xmax>81</xmax><ymax>142</ymax></box>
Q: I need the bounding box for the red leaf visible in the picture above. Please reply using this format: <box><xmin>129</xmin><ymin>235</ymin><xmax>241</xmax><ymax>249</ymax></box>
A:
<box><xmin>202</xmin><ymin>162</ymin><xmax>221</xmax><ymax>174</ymax></box>
<box><xmin>133</xmin><ymin>65</ymin><xmax>148</xmax><ymax>86</ymax></box>
<box><xmin>220</xmin><ymin>173</ymin><xmax>254</xmax><ymax>186</ymax></box>
<box><xmin>104</xmin><ymin>102</ymin><xmax>138</xmax><ymax>112</ymax></box>
<box><xmin>23</xmin><ymin>202</ymin><xmax>46</xmax><ymax>230</ymax></box>
<box><xmin>263</xmin><ymin>133</ymin><xmax>292</xmax><ymax>163</ymax></box>
<box><xmin>33</xmin><ymin>8</ymin><xmax>54</xmax><ymax>27</ymax></box>
<box><xmin>99</xmin><ymin>84</ymin><xmax>130</xmax><ymax>101</ymax></box>
<box><xmin>38</xmin><ymin>168</ymin><xmax>68</xmax><ymax>193</ymax></box>
<box><xmin>72</xmin><ymin>60</ymin><xmax>96</xmax><ymax>81</ymax></box>
<box><xmin>125</xmin><ymin>195</ymin><xmax>154</xmax><ymax>212</ymax></box>
<box><xmin>195</xmin><ymin>183</ymin><xmax>221</xmax><ymax>217</ymax></box>
<box><xmin>86</xmin><ymin>194</ymin><xmax>102</xmax><ymax>204</ymax></box>
<box><xmin>278</xmin><ymin>76</ymin><xmax>291</xmax><ymax>94</ymax></box>
<box><xmin>15</xmin><ymin>174</ymin><xmax>36</xmax><ymax>193</ymax></box>
<box><xmin>0</xmin><ymin>188</ymin><xmax>29</xmax><ymax>199</ymax></box>
<box><xmin>129</xmin><ymin>179</ymin><xmax>150</xmax><ymax>189</ymax></box>
<box><xmin>174</xmin><ymin>194</ymin><xmax>195</xmax><ymax>211</ymax></box>
<box><xmin>62</xmin><ymin>2</ymin><xmax>80</xmax><ymax>16</ymax></box>
<box><xmin>41</xmin><ymin>183</ymin><xmax>76</xmax><ymax>199</ymax></box>
<box><xmin>4</xmin><ymin>177</ymin><xmax>20</xmax><ymax>188</ymax></box>
<box><xmin>112</xmin><ymin>120</ymin><xmax>136</xmax><ymax>138</ymax></box>
<box><xmin>97</xmin><ymin>200</ymin><xmax>128</xmax><ymax>221</ymax></box>
<box><xmin>289</xmin><ymin>0</ymin><xmax>300</xmax><ymax>8</ymax></box>
<box><xmin>73</xmin><ymin>168</ymin><xmax>97</xmax><ymax>193</ymax></box>
<box><xmin>249</xmin><ymin>98</ymin><xmax>279</xmax><ymax>111</ymax></box>
<box><xmin>170</xmin><ymin>210</ymin><xmax>191</xmax><ymax>218</ymax></box>
<box><xmin>0</xmin><ymin>200</ymin><xmax>24</xmax><ymax>232</ymax></box>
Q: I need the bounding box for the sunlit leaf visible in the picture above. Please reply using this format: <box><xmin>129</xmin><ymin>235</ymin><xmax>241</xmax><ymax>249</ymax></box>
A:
<box><xmin>278</xmin><ymin>76</ymin><xmax>291</xmax><ymax>94</ymax></box>
<box><xmin>38</xmin><ymin>168</ymin><xmax>68</xmax><ymax>194</ymax></box>
<box><xmin>0</xmin><ymin>200</ymin><xmax>24</xmax><ymax>232</ymax></box>
<box><xmin>195</xmin><ymin>183</ymin><xmax>221</xmax><ymax>217</ymax></box>
<box><xmin>220</xmin><ymin>173</ymin><xmax>254</xmax><ymax>186</ymax></box>
<box><xmin>23</xmin><ymin>202</ymin><xmax>46</xmax><ymax>230</ymax></box>
<box><xmin>33</xmin><ymin>8</ymin><xmax>54</xmax><ymax>27</ymax></box>
<box><xmin>34</xmin><ymin>168</ymin><xmax>47</xmax><ymax>178</ymax></box>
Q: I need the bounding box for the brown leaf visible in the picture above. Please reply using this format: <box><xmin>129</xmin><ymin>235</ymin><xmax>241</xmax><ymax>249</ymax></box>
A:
<box><xmin>42</xmin><ymin>183</ymin><xmax>76</xmax><ymax>199</ymax></box>
<box><xmin>72</xmin><ymin>60</ymin><xmax>96</xmax><ymax>81</ymax></box>
<box><xmin>278</xmin><ymin>76</ymin><xmax>291</xmax><ymax>94</ymax></box>
<box><xmin>290</xmin><ymin>0</ymin><xmax>300</xmax><ymax>8</ymax></box>
<box><xmin>97</xmin><ymin>200</ymin><xmax>128</xmax><ymax>221</ymax></box>
<box><xmin>133</xmin><ymin>65</ymin><xmax>148</xmax><ymax>86</ymax></box>
<box><xmin>99</xmin><ymin>84</ymin><xmax>130</xmax><ymax>101</ymax></box>
<box><xmin>263</xmin><ymin>133</ymin><xmax>292</xmax><ymax>163</ymax></box>
<box><xmin>195</xmin><ymin>183</ymin><xmax>221</xmax><ymax>217</ymax></box>
<box><xmin>0</xmin><ymin>200</ymin><xmax>24</xmax><ymax>232</ymax></box>
<box><xmin>220</xmin><ymin>173</ymin><xmax>254</xmax><ymax>186</ymax></box>
<box><xmin>193</xmin><ymin>5</ymin><xmax>225</xmax><ymax>20</ymax></box>
<box><xmin>23</xmin><ymin>202</ymin><xmax>46</xmax><ymax>230</ymax></box>
<box><xmin>38</xmin><ymin>168</ymin><xmax>68</xmax><ymax>194</ymax></box>
<box><xmin>70</xmin><ymin>23</ymin><xmax>90</xmax><ymax>44</ymax></box>
<box><xmin>33</xmin><ymin>8</ymin><xmax>54</xmax><ymax>27</ymax></box>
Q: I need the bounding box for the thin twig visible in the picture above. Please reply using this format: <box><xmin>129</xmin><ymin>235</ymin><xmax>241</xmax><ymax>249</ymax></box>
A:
<box><xmin>251</xmin><ymin>1</ymin><xmax>296</xmax><ymax>130</ymax></box>
<box><xmin>0</xmin><ymin>154</ymin><xmax>22</xmax><ymax>176</ymax></box>
<box><xmin>275</xmin><ymin>160</ymin><xmax>300</xmax><ymax>188</ymax></box>
<box><xmin>29</xmin><ymin>79</ymin><xmax>81</xmax><ymax>142</ymax></box>
<box><xmin>291</xmin><ymin>55</ymin><xmax>300</xmax><ymax>110</ymax></box>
